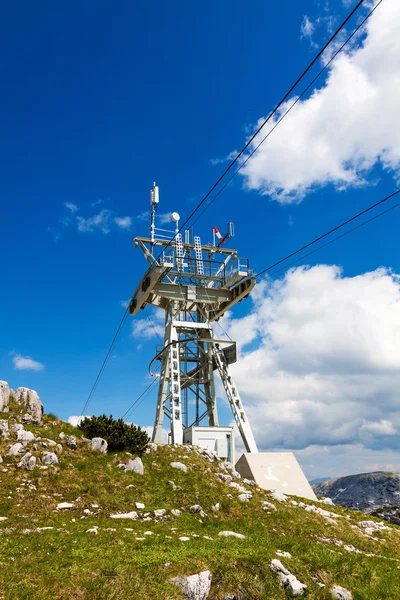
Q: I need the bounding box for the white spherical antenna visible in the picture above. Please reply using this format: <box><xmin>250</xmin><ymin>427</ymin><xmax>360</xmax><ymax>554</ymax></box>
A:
<box><xmin>170</xmin><ymin>212</ymin><xmax>180</xmax><ymax>222</ymax></box>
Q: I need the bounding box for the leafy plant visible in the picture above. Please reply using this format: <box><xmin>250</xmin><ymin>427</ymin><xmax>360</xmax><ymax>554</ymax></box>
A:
<box><xmin>78</xmin><ymin>414</ymin><xmax>149</xmax><ymax>455</ymax></box>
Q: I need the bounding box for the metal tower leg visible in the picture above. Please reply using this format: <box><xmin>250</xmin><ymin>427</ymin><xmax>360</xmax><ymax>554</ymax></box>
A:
<box><xmin>212</xmin><ymin>343</ymin><xmax>258</xmax><ymax>453</ymax></box>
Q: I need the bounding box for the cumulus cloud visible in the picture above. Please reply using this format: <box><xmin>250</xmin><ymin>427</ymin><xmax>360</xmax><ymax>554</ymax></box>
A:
<box><xmin>12</xmin><ymin>354</ymin><xmax>45</xmax><ymax>372</ymax></box>
<box><xmin>76</xmin><ymin>209</ymin><xmax>112</xmax><ymax>234</ymax></box>
<box><xmin>68</xmin><ymin>415</ymin><xmax>90</xmax><ymax>427</ymax></box>
<box><xmin>238</xmin><ymin>0</ymin><xmax>400</xmax><ymax>202</ymax></box>
<box><xmin>114</xmin><ymin>216</ymin><xmax>132</xmax><ymax>230</ymax></box>
<box><xmin>64</xmin><ymin>202</ymin><xmax>78</xmax><ymax>213</ymax></box>
<box><xmin>219</xmin><ymin>264</ymin><xmax>400</xmax><ymax>462</ymax></box>
<box><xmin>131</xmin><ymin>310</ymin><xmax>164</xmax><ymax>341</ymax></box>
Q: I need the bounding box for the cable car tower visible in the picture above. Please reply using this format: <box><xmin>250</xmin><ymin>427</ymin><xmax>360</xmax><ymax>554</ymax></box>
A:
<box><xmin>128</xmin><ymin>183</ymin><xmax>258</xmax><ymax>453</ymax></box>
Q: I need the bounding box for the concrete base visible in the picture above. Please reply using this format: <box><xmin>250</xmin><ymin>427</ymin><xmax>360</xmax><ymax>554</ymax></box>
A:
<box><xmin>235</xmin><ymin>452</ymin><xmax>317</xmax><ymax>501</ymax></box>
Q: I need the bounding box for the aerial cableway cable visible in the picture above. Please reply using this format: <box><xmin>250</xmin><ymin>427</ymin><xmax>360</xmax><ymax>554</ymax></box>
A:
<box><xmin>80</xmin><ymin>0</ymin><xmax>370</xmax><ymax>415</ymax></box>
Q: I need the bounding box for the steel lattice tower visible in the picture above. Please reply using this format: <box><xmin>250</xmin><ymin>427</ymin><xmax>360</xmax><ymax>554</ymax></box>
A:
<box><xmin>128</xmin><ymin>184</ymin><xmax>258</xmax><ymax>453</ymax></box>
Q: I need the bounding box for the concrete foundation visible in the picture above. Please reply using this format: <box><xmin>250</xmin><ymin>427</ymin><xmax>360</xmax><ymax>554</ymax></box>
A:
<box><xmin>235</xmin><ymin>452</ymin><xmax>317</xmax><ymax>501</ymax></box>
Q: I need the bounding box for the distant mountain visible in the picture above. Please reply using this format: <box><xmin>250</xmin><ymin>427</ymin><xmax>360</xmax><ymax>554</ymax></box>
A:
<box><xmin>309</xmin><ymin>476</ymin><xmax>331</xmax><ymax>484</ymax></box>
<box><xmin>312</xmin><ymin>471</ymin><xmax>400</xmax><ymax>524</ymax></box>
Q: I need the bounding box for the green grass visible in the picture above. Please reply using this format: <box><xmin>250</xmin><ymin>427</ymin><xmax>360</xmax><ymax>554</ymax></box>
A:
<box><xmin>0</xmin><ymin>410</ymin><xmax>399</xmax><ymax>599</ymax></box>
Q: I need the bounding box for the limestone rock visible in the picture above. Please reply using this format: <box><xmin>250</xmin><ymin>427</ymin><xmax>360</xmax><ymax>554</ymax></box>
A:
<box><xmin>331</xmin><ymin>586</ymin><xmax>353</xmax><ymax>600</ymax></box>
<box><xmin>41</xmin><ymin>451</ymin><xmax>59</xmax><ymax>465</ymax></box>
<box><xmin>17</xmin><ymin>452</ymin><xmax>36</xmax><ymax>471</ymax></box>
<box><xmin>57</xmin><ymin>502</ymin><xmax>74</xmax><ymax>510</ymax></box>
<box><xmin>110</xmin><ymin>511</ymin><xmax>138</xmax><ymax>520</ymax></box>
<box><xmin>0</xmin><ymin>420</ymin><xmax>9</xmax><ymax>438</ymax></box>
<box><xmin>172</xmin><ymin>570</ymin><xmax>212</xmax><ymax>600</ymax></box>
<box><xmin>59</xmin><ymin>432</ymin><xmax>65</xmax><ymax>439</ymax></box>
<box><xmin>154</xmin><ymin>509</ymin><xmax>167</xmax><ymax>518</ymax></box>
<box><xmin>135</xmin><ymin>502</ymin><xmax>145</xmax><ymax>509</ymax></box>
<box><xmin>170</xmin><ymin>461</ymin><xmax>188</xmax><ymax>473</ymax></box>
<box><xmin>65</xmin><ymin>435</ymin><xmax>77</xmax><ymax>449</ymax></box>
<box><xmin>14</xmin><ymin>388</ymin><xmax>44</xmax><ymax>424</ymax></box>
<box><xmin>0</xmin><ymin>381</ymin><xmax>10</xmax><ymax>412</ymax></box>
<box><xmin>218</xmin><ymin>531</ymin><xmax>245</xmax><ymax>539</ymax></box>
<box><xmin>10</xmin><ymin>424</ymin><xmax>23</xmax><ymax>434</ymax></box>
<box><xmin>124</xmin><ymin>457</ymin><xmax>144</xmax><ymax>474</ymax></box>
<box><xmin>0</xmin><ymin>455</ymin><xmax>2</xmax><ymax>463</ymax></box>
<box><xmin>8</xmin><ymin>442</ymin><xmax>24</xmax><ymax>456</ymax></box>
<box><xmin>270</xmin><ymin>560</ymin><xmax>307</xmax><ymax>597</ymax></box>
<box><xmin>171</xmin><ymin>509</ymin><xmax>182</xmax><ymax>516</ymax></box>
<box><xmin>17</xmin><ymin>429</ymin><xmax>35</xmax><ymax>442</ymax></box>
<box><xmin>91</xmin><ymin>437</ymin><xmax>108</xmax><ymax>454</ymax></box>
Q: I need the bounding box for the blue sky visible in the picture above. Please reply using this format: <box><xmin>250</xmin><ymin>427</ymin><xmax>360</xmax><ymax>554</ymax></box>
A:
<box><xmin>2</xmin><ymin>0</ymin><xmax>400</xmax><ymax>478</ymax></box>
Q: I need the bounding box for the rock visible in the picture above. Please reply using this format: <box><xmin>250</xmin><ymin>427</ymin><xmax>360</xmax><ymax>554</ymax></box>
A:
<box><xmin>331</xmin><ymin>586</ymin><xmax>353</xmax><ymax>600</ymax></box>
<box><xmin>57</xmin><ymin>502</ymin><xmax>74</xmax><ymax>510</ymax></box>
<box><xmin>320</xmin><ymin>497</ymin><xmax>335</xmax><ymax>505</ymax></box>
<box><xmin>59</xmin><ymin>432</ymin><xmax>65</xmax><ymax>439</ymax></box>
<box><xmin>10</xmin><ymin>424</ymin><xmax>23</xmax><ymax>433</ymax></box>
<box><xmin>218</xmin><ymin>531</ymin><xmax>245</xmax><ymax>539</ymax></box>
<box><xmin>8</xmin><ymin>442</ymin><xmax>24</xmax><ymax>456</ymax></box>
<box><xmin>212</xmin><ymin>503</ymin><xmax>220</xmax><ymax>512</ymax></box>
<box><xmin>45</xmin><ymin>439</ymin><xmax>57</xmax><ymax>447</ymax></box>
<box><xmin>17</xmin><ymin>429</ymin><xmax>35</xmax><ymax>442</ymax></box>
<box><xmin>41</xmin><ymin>451</ymin><xmax>59</xmax><ymax>465</ymax></box>
<box><xmin>56</xmin><ymin>443</ymin><xmax>63</xmax><ymax>453</ymax></box>
<box><xmin>124</xmin><ymin>457</ymin><xmax>144</xmax><ymax>474</ymax></box>
<box><xmin>0</xmin><ymin>455</ymin><xmax>2</xmax><ymax>463</ymax></box>
<box><xmin>170</xmin><ymin>461</ymin><xmax>188</xmax><ymax>472</ymax></box>
<box><xmin>262</xmin><ymin>501</ymin><xmax>277</xmax><ymax>511</ymax></box>
<box><xmin>0</xmin><ymin>420</ymin><xmax>9</xmax><ymax>438</ymax></box>
<box><xmin>269</xmin><ymin>560</ymin><xmax>306</xmax><ymax>597</ymax></box>
<box><xmin>65</xmin><ymin>435</ymin><xmax>77</xmax><ymax>449</ymax></box>
<box><xmin>91</xmin><ymin>437</ymin><xmax>108</xmax><ymax>454</ymax></box>
<box><xmin>188</xmin><ymin>505</ymin><xmax>203</xmax><ymax>514</ymax></box>
<box><xmin>14</xmin><ymin>387</ymin><xmax>44</xmax><ymax>424</ymax></box>
<box><xmin>86</xmin><ymin>527</ymin><xmax>98</xmax><ymax>534</ymax></box>
<box><xmin>171</xmin><ymin>509</ymin><xmax>182</xmax><ymax>516</ymax></box>
<box><xmin>238</xmin><ymin>493</ymin><xmax>252</xmax><ymax>502</ymax></box>
<box><xmin>276</xmin><ymin>550</ymin><xmax>292</xmax><ymax>558</ymax></box>
<box><xmin>270</xmin><ymin>491</ymin><xmax>288</xmax><ymax>502</ymax></box>
<box><xmin>269</xmin><ymin>560</ymin><xmax>290</xmax><ymax>575</ymax></box>
<box><xmin>172</xmin><ymin>570</ymin><xmax>212</xmax><ymax>600</ymax></box>
<box><xmin>17</xmin><ymin>453</ymin><xmax>36</xmax><ymax>470</ymax></box>
<box><xmin>110</xmin><ymin>511</ymin><xmax>138</xmax><ymax>520</ymax></box>
<box><xmin>279</xmin><ymin>573</ymin><xmax>307</xmax><ymax>597</ymax></box>
<box><xmin>154</xmin><ymin>509</ymin><xmax>167</xmax><ymax>518</ymax></box>
<box><xmin>179</xmin><ymin>536</ymin><xmax>191</xmax><ymax>542</ymax></box>
<box><xmin>135</xmin><ymin>502</ymin><xmax>145</xmax><ymax>509</ymax></box>
<box><xmin>218</xmin><ymin>473</ymin><xmax>232</xmax><ymax>484</ymax></box>
<box><xmin>146</xmin><ymin>442</ymin><xmax>158</xmax><ymax>453</ymax></box>
<box><xmin>0</xmin><ymin>381</ymin><xmax>11</xmax><ymax>412</ymax></box>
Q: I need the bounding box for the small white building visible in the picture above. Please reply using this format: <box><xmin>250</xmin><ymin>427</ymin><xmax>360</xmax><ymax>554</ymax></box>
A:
<box><xmin>183</xmin><ymin>426</ymin><xmax>234</xmax><ymax>463</ymax></box>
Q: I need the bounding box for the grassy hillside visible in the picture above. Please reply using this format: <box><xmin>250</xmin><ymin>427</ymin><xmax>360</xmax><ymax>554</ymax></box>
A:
<box><xmin>0</xmin><ymin>408</ymin><xmax>399</xmax><ymax>599</ymax></box>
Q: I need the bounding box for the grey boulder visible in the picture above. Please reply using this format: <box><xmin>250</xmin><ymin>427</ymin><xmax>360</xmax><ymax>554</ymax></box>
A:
<box><xmin>172</xmin><ymin>570</ymin><xmax>212</xmax><ymax>600</ymax></box>
<box><xmin>65</xmin><ymin>435</ymin><xmax>77</xmax><ymax>449</ymax></box>
<box><xmin>17</xmin><ymin>452</ymin><xmax>36</xmax><ymax>470</ymax></box>
<box><xmin>17</xmin><ymin>429</ymin><xmax>35</xmax><ymax>442</ymax></box>
<box><xmin>331</xmin><ymin>586</ymin><xmax>353</xmax><ymax>600</ymax></box>
<box><xmin>91</xmin><ymin>437</ymin><xmax>108</xmax><ymax>454</ymax></box>
<box><xmin>0</xmin><ymin>420</ymin><xmax>9</xmax><ymax>438</ymax></box>
<box><xmin>14</xmin><ymin>388</ymin><xmax>44</xmax><ymax>424</ymax></box>
<box><xmin>0</xmin><ymin>381</ymin><xmax>10</xmax><ymax>412</ymax></box>
<box><xmin>41</xmin><ymin>451</ymin><xmax>59</xmax><ymax>465</ymax></box>
<box><xmin>124</xmin><ymin>457</ymin><xmax>144</xmax><ymax>474</ymax></box>
<box><xmin>8</xmin><ymin>442</ymin><xmax>24</xmax><ymax>456</ymax></box>
<box><xmin>170</xmin><ymin>461</ymin><xmax>188</xmax><ymax>473</ymax></box>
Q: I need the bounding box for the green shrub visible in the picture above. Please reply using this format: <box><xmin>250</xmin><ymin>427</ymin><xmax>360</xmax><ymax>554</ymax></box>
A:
<box><xmin>78</xmin><ymin>414</ymin><xmax>149</xmax><ymax>455</ymax></box>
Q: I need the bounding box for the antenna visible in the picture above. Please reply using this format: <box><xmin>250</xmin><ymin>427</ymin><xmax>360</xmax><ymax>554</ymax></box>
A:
<box><xmin>150</xmin><ymin>182</ymin><xmax>159</xmax><ymax>245</ymax></box>
<box><xmin>170</xmin><ymin>211</ymin><xmax>180</xmax><ymax>235</ymax></box>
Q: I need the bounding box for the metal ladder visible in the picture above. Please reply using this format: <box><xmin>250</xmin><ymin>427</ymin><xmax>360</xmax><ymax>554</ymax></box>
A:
<box><xmin>194</xmin><ymin>236</ymin><xmax>204</xmax><ymax>275</ymax></box>
<box><xmin>212</xmin><ymin>343</ymin><xmax>258</xmax><ymax>453</ymax></box>
<box><xmin>169</xmin><ymin>337</ymin><xmax>183</xmax><ymax>443</ymax></box>
<box><xmin>175</xmin><ymin>233</ymin><xmax>184</xmax><ymax>272</ymax></box>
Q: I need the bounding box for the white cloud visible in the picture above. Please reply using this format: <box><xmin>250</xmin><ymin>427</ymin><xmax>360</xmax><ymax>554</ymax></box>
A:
<box><xmin>219</xmin><ymin>265</ymin><xmax>400</xmax><ymax>461</ymax></box>
<box><xmin>131</xmin><ymin>310</ymin><xmax>164</xmax><ymax>341</ymax></box>
<box><xmin>12</xmin><ymin>354</ymin><xmax>45</xmax><ymax>372</ymax></box>
<box><xmin>239</xmin><ymin>0</ymin><xmax>400</xmax><ymax>202</ymax></box>
<box><xmin>300</xmin><ymin>15</ymin><xmax>315</xmax><ymax>39</ymax></box>
<box><xmin>143</xmin><ymin>425</ymin><xmax>169</xmax><ymax>443</ymax></box>
<box><xmin>76</xmin><ymin>209</ymin><xmax>111</xmax><ymax>234</ymax></box>
<box><xmin>114</xmin><ymin>216</ymin><xmax>132</xmax><ymax>230</ymax></box>
<box><xmin>120</xmin><ymin>300</ymin><xmax>129</xmax><ymax>308</ymax></box>
<box><xmin>68</xmin><ymin>415</ymin><xmax>90</xmax><ymax>427</ymax></box>
<box><xmin>64</xmin><ymin>202</ymin><xmax>78</xmax><ymax>213</ymax></box>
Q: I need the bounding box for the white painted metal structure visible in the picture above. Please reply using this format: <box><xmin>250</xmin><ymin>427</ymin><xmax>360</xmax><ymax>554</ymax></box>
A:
<box><xmin>129</xmin><ymin>183</ymin><xmax>258</xmax><ymax>453</ymax></box>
